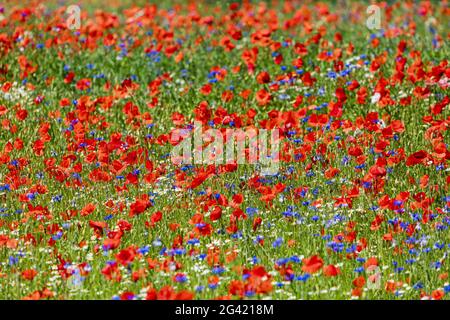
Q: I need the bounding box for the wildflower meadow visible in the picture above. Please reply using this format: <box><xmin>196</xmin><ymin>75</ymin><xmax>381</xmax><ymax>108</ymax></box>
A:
<box><xmin>0</xmin><ymin>0</ymin><xmax>449</xmax><ymax>301</ymax></box>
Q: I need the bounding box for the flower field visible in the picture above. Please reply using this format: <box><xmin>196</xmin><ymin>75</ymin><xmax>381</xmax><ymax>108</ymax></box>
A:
<box><xmin>0</xmin><ymin>0</ymin><xmax>450</xmax><ymax>300</ymax></box>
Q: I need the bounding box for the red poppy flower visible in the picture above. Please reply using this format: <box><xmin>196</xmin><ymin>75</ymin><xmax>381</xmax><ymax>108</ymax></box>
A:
<box><xmin>81</xmin><ymin>203</ymin><xmax>96</xmax><ymax>217</ymax></box>
<box><xmin>76</xmin><ymin>78</ymin><xmax>91</xmax><ymax>90</ymax></box>
<box><xmin>129</xmin><ymin>196</ymin><xmax>151</xmax><ymax>217</ymax></box>
<box><xmin>432</xmin><ymin>290</ymin><xmax>444</xmax><ymax>300</ymax></box>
